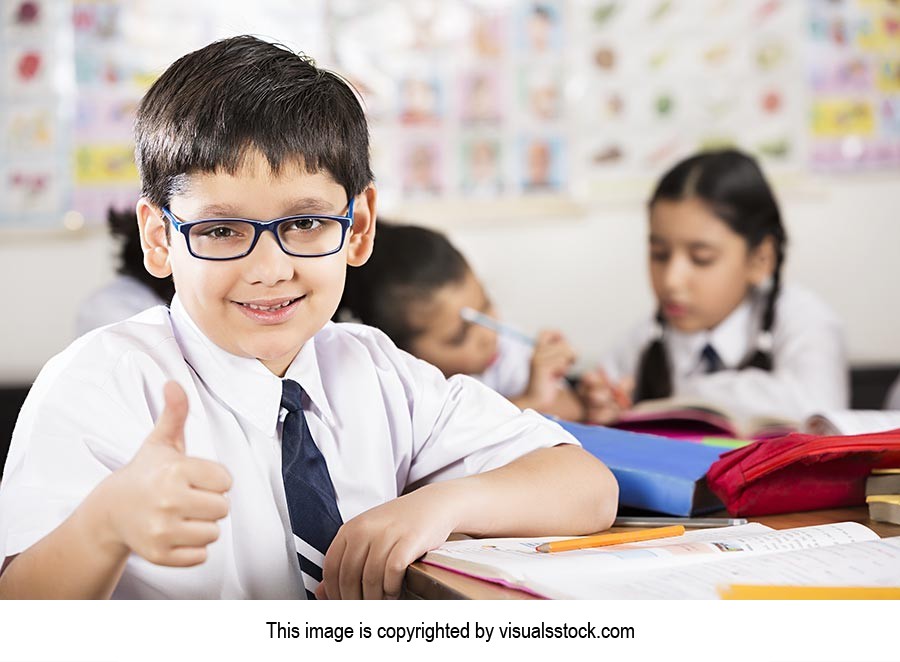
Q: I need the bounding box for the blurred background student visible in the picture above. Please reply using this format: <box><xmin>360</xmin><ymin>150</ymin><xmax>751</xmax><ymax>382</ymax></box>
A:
<box><xmin>337</xmin><ymin>222</ymin><xmax>586</xmax><ymax>421</ymax></box>
<box><xmin>75</xmin><ymin>208</ymin><xmax>174</xmax><ymax>336</ymax></box>
<box><xmin>590</xmin><ymin>149</ymin><xmax>849</xmax><ymax>425</ymax></box>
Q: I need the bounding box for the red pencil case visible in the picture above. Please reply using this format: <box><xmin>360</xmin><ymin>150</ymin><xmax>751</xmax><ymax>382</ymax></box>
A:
<box><xmin>706</xmin><ymin>428</ymin><xmax>900</xmax><ymax>516</ymax></box>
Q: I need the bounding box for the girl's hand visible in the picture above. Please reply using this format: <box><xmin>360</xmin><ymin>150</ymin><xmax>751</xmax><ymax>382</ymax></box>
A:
<box><xmin>525</xmin><ymin>330</ymin><xmax>577</xmax><ymax>408</ymax></box>
<box><xmin>577</xmin><ymin>369</ymin><xmax>634</xmax><ymax>425</ymax></box>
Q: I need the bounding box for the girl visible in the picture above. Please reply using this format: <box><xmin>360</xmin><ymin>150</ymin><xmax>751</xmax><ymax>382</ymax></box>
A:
<box><xmin>590</xmin><ymin>149</ymin><xmax>848</xmax><ymax>424</ymax></box>
<box><xmin>338</xmin><ymin>222</ymin><xmax>586</xmax><ymax>421</ymax></box>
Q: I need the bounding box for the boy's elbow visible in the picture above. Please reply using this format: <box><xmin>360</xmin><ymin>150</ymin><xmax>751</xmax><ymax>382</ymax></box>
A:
<box><xmin>592</xmin><ymin>461</ymin><xmax>619</xmax><ymax>532</ymax></box>
<box><xmin>559</xmin><ymin>445</ymin><xmax>619</xmax><ymax>533</ymax></box>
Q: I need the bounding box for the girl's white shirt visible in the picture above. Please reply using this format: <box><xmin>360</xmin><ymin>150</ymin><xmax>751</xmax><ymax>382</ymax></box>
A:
<box><xmin>601</xmin><ymin>283</ymin><xmax>849</xmax><ymax>421</ymax></box>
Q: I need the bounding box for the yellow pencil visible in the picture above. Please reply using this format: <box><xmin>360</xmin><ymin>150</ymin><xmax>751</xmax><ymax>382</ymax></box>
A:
<box><xmin>535</xmin><ymin>525</ymin><xmax>686</xmax><ymax>553</ymax></box>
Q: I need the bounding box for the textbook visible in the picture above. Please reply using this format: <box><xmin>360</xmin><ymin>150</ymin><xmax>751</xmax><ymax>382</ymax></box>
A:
<box><xmin>611</xmin><ymin>396</ymin><xmax>795</xmax><ymax>440</ymax></box>
<box><xmin>867</xmin><ymin>495</ymin><xmax>900</xmax><ymax>525</ymax></box>
<box><xmin>421</xmin><ymin>522</ymin><xmax>900</xmax><ymax>599</ymax></box>
<box><xmin>866</xmin><ymin>468</ymin><xmax>900</xmax><ymax>496</ymax></box>
<box><xmin>804</xmin><ymin>410</ymin><xmax>900</xmax><ymax>436</ymax></box>
<box><xmin>555</xmin><ymin>420</ymin><xmax>725</xmax><ymax>516</ymax></box>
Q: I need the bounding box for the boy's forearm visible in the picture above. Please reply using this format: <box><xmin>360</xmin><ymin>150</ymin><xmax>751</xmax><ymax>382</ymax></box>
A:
<box><xmin>0</xmin><ymin>482</ymin><xmax>130</xmax><ymax>599</ymax></box>
<box><xmin>438</xmin><ymin>445</ymin><xmax>617</xmax><ymax>539</ymax></box>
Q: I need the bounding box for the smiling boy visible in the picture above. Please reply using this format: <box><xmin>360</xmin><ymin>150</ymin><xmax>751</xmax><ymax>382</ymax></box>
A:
<box><xmin>0</xmin><ymin>36</ymin><xmax>616</xmax><ymax>599</ymax></box>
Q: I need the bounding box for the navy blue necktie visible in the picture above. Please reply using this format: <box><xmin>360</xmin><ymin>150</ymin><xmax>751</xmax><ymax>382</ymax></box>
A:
<box><xmin>700</xmin><ymin>344</ymin><xmax>724</xmax><ymax>374</ymax></box>
<box><xmin>280</xmin><ymin>379</ymin><xmax>342</xmax><ymax>600</ymax></box>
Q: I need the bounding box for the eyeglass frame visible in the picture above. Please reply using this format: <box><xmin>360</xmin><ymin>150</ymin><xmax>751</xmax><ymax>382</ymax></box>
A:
<box><xmin>159</xmin><ymin>198</ymin><xmax>355</xmax><ymax>261</ymax></box>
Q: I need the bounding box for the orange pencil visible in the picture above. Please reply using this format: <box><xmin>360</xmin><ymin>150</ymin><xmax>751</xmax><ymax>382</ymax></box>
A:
<box><xmin>535</xmin><ymin>525</ymin><xmax>686</xmax><ymax>553</ymax></box>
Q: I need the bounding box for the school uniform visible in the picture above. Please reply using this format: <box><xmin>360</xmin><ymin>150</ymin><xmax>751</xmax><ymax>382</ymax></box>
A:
<box><xmin>601</xmin><ymin>283</ymin><xmax>849</xmax><ymax>421</ymax></box>
<box><xmin>473</xmin><ymin>333</ymin><xmax>533</xmax><ymax>399</ymax></box>
<box><xmin>886</xmin><ymin>376</ymin><xmax>900</xmax><ymax>410</ymax></box>
<box><xmin>0</xmin><ymin>295</ymin><xmax>577</xmax><ymax>599</ymax></box>
<box><xmin>75</xmin><ymin>274</ymin><xmax>168</xmax><ymax>337</ymax></box>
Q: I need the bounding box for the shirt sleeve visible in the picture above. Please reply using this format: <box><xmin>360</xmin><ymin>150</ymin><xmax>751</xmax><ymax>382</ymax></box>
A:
<box><xmin>389</xmin><ymin>346</ymin><xmax>580</xmax><ymax>489</ymax></box>
<box><xmin>885</xmin><ymin>376</ymin><xmax>900</xmax><ymax>411</ymax></box>
<box><xmin>0</xmin><ymin>370</ymin><xmax>145</xmax><ymax>560</ymax></box>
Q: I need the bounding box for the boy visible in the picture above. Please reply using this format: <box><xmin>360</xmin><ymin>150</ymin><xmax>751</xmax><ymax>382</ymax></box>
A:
<box><xmin>0</xmin><ymin>36</ymin><xmax>617</xmax><ymax>599</ymax></box>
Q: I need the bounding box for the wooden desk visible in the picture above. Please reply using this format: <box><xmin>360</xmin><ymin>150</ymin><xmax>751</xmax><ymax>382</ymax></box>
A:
<box><xmin>404</xmin><ymin>507</ymin><xmax>900</xmax><ymax>600</ymax></box>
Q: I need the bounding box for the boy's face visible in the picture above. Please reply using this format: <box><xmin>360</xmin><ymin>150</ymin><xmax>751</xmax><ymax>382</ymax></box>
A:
<box><xmin>137</xmin><ymin>149</ymin><xmax>376</xmax><ymax>376</ymax></box>
<box><xmin>407</xmin><ymin>269</ymin><xmax>499</xmax><ymax>378</ymax></box>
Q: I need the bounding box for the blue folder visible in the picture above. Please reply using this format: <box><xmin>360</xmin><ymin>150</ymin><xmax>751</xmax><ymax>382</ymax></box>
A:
<box><xmin>555</xmin><ymin>419</ymin><xmax>727</xmax><ymax>516</ymax></box>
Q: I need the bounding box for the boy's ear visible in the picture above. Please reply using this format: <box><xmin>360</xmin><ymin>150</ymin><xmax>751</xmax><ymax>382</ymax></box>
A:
<box><xmin>748</xmin><ymin>235</ymin><xmax>777</xmax><ymax>286</ymax></box>
<box><xmin>346</xmin><ymin>186</ymin><xmax>377</xmax><ymax>267</ymax></box>
<box><xmin>136</xmin><ymin>198</ymin><xmax>173</xmax><ymax>278</ymax></box>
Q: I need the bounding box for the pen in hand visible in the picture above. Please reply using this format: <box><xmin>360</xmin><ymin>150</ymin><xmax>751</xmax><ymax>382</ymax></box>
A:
<box><xmin>460</xmin><ymin>307</ymin><xmax>535</xmax><ymax>346</ymax></box>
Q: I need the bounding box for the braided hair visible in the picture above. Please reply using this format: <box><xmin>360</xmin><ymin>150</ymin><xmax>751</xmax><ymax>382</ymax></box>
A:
<box><xmin>634</xmin><ymin>149</ymin><xmax>787</xmax><ymax>403</ymax></box>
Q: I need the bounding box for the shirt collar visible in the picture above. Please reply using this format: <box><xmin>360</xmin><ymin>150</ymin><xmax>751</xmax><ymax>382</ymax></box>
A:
<box><xmin>169</xmin><ymin>295</ymin><xmax>335</xmax><ymax>435</ymax></box>
<box><xmin>666</xmin><ymin>293</ymin><xmax>758</xmax><ymax>375</ymax></box>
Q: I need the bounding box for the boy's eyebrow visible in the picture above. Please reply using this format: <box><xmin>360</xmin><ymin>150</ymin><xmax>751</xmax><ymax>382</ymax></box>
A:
<box><xmin>193</xmin><ymin>197</ymin><xmax>340</xmax><ymax>219</ymax></box>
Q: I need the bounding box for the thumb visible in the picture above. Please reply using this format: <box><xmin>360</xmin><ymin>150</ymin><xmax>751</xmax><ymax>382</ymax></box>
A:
<box><xmin>148</xmin><ymin>381</ymin><xmax>189</xmax><ymax>453</ymax></box>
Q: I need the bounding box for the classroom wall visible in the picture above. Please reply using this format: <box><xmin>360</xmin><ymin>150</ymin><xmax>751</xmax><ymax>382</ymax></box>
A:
<box><xmin>1</xmin><ymin>173</ymin><xmax>897</xmax><ymax>385</ymax></box>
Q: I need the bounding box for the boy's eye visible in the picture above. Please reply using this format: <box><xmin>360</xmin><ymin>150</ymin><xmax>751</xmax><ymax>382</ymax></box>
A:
<box><xmin>195</xmin><ymin>223</ymin><xmax>247</xmax><ymax>239</ymax></box>
<box><xmin>650</xmin><ymin>250</ymin><xmax>669</xmax><ymax>262</ymax></box>
<box><xmin>283</xmin><ymin>217</ymin><xmax>323</xmax><ymax>232</ymax></box>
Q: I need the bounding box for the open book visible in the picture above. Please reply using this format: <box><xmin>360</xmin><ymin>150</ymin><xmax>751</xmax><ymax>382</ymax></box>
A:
<box><xmin>422</xmin><ymin>522</ymin><xmax>900</xmax><ymax>599</ymax></box>
<box><xmin>803</xmin><ymin>410</ymin><xmax>900</xmax><ymax>436</ymax></box>
<box><xmin>613</xmin><ymin>398</ymin><xmax>900</xmax><ymax>441</ymax></box>
<box><xmin>612</xmin><ymin>396</ymin><xmax>796</xmax><ymax>440</ymax></box>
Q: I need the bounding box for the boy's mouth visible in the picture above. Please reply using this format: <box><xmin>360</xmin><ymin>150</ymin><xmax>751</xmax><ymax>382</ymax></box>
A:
<box><xmin>233</xmin><ymin>295</ymin><xmax>305</xmax><ymax>324</ymax></box>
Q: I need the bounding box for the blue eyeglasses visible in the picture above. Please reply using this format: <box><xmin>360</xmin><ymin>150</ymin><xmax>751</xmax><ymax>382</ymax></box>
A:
<box><xmin>160</xmin><ymin>199</ymin><xmax>355</xmax><ymax>261</ymax></box>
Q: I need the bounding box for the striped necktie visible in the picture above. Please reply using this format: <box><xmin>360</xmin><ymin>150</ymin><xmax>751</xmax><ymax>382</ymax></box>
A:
<box><xmin>280</xmin><ymin>379</ymin><xmax>343</xmax><ymax>600</ymax></box>
<box><xmin>700</xmin><ymin>343</ymin><xmax>724</xmax><ymax>374</ymax></box>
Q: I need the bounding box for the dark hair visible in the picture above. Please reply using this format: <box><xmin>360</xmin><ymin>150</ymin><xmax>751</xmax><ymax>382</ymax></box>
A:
<box><xmin>635</xmin><ymin>148</ymin><xmax>788</xmax><ymax>402</ymax></box>
<box><xmin>337</xmin><ymin>222</ymin><xmax>470</xmax><ymax>350</ymax></box>
<box><xmin>107</xmin><ymin>207</ymin><xmax>175</xmax><ymax>302</ymax></box>
<box><xmin>134</xmin><ymin>35</ymin><xmax>372</xmax><ymax>208</ymax></box>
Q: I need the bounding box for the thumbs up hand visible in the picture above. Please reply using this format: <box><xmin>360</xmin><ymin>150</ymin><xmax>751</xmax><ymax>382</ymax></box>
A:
<box><xmin>101</xmin><ymin>381</ymin><xmax>232</xmax><ymax>567</ymax></box>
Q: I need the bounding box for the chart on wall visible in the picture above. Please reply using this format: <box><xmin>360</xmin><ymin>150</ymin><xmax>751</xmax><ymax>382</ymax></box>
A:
<box><xmin>0</xmin><ymin>0</ymin><xmax>898</xmax><ymax>231</ymax></box>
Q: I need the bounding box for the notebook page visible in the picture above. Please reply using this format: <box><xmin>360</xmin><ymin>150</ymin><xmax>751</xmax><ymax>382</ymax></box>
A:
<box><xmin>564</xmin><ymin>536</ymin><xmax>900</xmax><ymax>599</ymax></box>
<box><xmin>423</xmin><ymin>522</ymin><xmax>876</xmax><ymax>598</ymax></box>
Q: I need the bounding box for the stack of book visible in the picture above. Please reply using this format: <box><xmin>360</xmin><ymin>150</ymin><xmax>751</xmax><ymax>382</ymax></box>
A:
<box><xmin>866</xmin><ymin>468</ymin><xmax>900</xmax><ymax>525</ymax></box>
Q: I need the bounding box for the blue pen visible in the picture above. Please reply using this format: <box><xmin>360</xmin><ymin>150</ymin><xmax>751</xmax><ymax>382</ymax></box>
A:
<box><xmin>460</xmin><ymin>307</ymin><xmax>535</xmax><ymax>346</ymax></box>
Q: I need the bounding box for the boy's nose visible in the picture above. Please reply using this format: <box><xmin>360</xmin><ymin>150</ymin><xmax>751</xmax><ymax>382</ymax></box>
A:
<box><xmin>243</xmin><ymin>232</ymin><xmax>295</xmax><ymax>285</ymax></box>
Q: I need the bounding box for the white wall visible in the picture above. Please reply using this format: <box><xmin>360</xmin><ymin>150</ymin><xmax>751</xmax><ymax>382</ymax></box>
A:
<box><xmin>0</xmin><ymin>174</ymin><xmax>898</xmax><ymax>385</ymax></box>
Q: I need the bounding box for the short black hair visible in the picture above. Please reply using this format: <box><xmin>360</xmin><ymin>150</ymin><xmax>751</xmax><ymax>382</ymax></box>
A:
<box><xmin>337</xmin><ymin>222</ymin><xmax>470</xmax><ymax>351</ymax></box>
<box><xmin>134</xmin><ymin>35</ymin><xmax>372</xmax><ymax>208</ymax></box>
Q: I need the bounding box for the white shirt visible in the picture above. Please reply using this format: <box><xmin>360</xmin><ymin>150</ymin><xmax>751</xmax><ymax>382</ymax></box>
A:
<box><xmin>601</xmin><ymin>283</ymin><xmax>849</xmax><ymax>421</ymax></box>
<box><xmin>886</xmin><ymin>376</ymin><xmax>900</xmax><ymax>410</ymax></box>
<box><xmin>76</xmin><ymin>275</ymin><xmax>168</xmax><ymax>337</ymax></box>
<box><xmin>473</xmin><ymin>333</ymin><xmax>532</xmax><ymax>398</ymax></box>
<box><xmin>0</xmin><ymin>295</ymin><xmax>577</xmax><ymax>599</ymax></box>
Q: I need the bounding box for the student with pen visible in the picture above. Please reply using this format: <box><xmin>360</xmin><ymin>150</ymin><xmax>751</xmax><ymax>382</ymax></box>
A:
<box><xmin>337</xmin><ymin>222</ymin><xmax>610</xmax><ymax>422</ymax></box>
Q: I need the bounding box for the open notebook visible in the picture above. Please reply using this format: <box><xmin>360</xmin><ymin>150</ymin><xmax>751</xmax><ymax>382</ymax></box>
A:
<box><xmin>422</xmin><ymin>522</ymin><xmax>900</xmax><ymax>599</ymax></box>
<box><xmin>612</xmin><ymin>397</ymin><xmax>900</xmax><ymax>441</ymax></box>
<box><xmin>612</xmin><ymin>397</ymin><xmax>796</xmax><ymax>440</ymax></box>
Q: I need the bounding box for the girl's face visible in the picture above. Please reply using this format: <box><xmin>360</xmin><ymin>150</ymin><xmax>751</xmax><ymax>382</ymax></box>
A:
<box><xmin>648</xmin><ymin>197</ymin><xmax>775</xmax><ymax>333</ymax></box>
<box><xmin>407</xmin><ymin>269</ymin><xmax>500</xmax><ymax>377</ymax></box>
